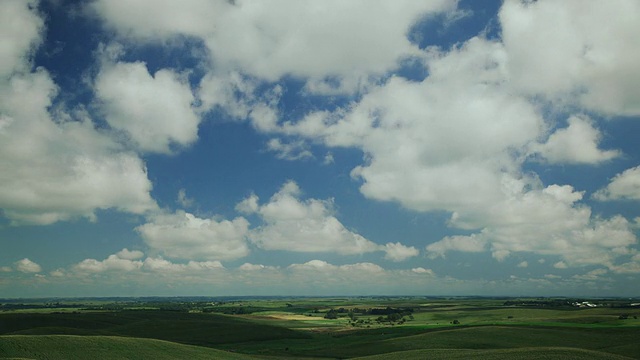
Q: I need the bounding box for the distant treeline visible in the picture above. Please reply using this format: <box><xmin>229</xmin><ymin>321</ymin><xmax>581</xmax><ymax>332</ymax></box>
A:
<box><xmin>503</xmin><ymin>299</ymin><xmax>640</xmax><ymax>308</ymax></box>
<box><xmin>0</xmin><ymin>303</ymin><xmax>86</xmax><ymax>310</ymax></box>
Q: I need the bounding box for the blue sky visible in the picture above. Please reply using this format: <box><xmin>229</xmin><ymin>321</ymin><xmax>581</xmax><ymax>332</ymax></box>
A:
<box><xmin>1</xmin><ymin>0</ymin><xmax>640</xmax><ymax>297</ymax></box>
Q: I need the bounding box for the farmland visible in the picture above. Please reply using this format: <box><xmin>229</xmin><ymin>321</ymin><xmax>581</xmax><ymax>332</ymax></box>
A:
<box><xmin>1</xmin><ymin>297</ymin><xmax>639</xmax><ymax>359</ymax></box>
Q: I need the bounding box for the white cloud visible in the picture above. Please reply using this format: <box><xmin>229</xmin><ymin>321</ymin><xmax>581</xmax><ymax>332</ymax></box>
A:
<box><xmin>411</xmin><ymin>267</ymin><xmax>435</xmax><ymax>275</ymax></box>
<box><xmin>517</xmin><ymin>261</ymin><xmax>528</xmax><ymax>268</ymax></box>
<box><xmin>0</xmin><ymin>0</ymin><xmax>43</xmax><ymax>77</ymax></box>
<box><xmin>73</xmin><ymin>250</ymin><xmax>146</xmax><ymax>273</ymax></box>
<box><xmin>0</xmin><ymin>266</ymin><xmax>11</xmax><ymax>273</ymax></box>
<box><xmin>593</xmin><ymin>166</ymin><xmax>640</xmax><ymax>201</ymax></box>
<box><xmin>532</xmin><ymin>115</ymin><xmax>620</xmax><ymax>164</ymax></box>
<box><xmin>572</xmin><ymin>268</ymin><xmax>608</xmax><ymax>281</ymax></box>
<box><xmin>383</xmin><ymin>242</ymin><xmax>419</xmax><ymax>262</ymax></box>
<box><xmin>500</xmin><ymin>0</ymin><xmax>640</xmax><ymax>115</ymax></box>
<box><xmin>94</xmin><ymin>60</ymin><xmax>200</xmax><ymax>154</ymax></box>
<box><xmin>15</xmin><ymin>258</ymin><xmax>41</xmax><ymax>273</ymax></box>
<box><xmin>238</xmin><ymin>263</ymin><xmax>278</xmax><ymax>271</ymax></box>
<box><xmin>136</xmin><ymin>211</ymin><xmax>250</xmax><ymax>261</ymax></box>
<box><xmin>73</xmin><ymin>251</ymin><xmax>225</xmax><ymax>274</ymax></box>
<box><xmin>609</xmin><ymin>254</ymin><xmax>640</xmax><ymax>274</ymax></box>
<box><xmin>239</xmin><ymin>181</ymin><xmax>380</xmax><ymax>255</ymax></box>
<box><xmin>0</xmin><ymin>5</ymin><xmax>157</xmax><ymax>226</ymax></box>
<box><xmin>554</xmin><ymin>261</ymin><xmax>568</xmax><ymax>269</ymax></box>
<box><xmin>74</xmin><ymin>255</ymin><xmax>142</xmax><ymax>273</ymax></box>
<box><xmin>285</xmin><ymin>38</ymin><xmax>542</xmax><ymax>214</ymax></box>
<box><xmin>115</xmin><ymin>248</ymin><xmax>144</xmax><ymax>260</ymax></box>
<box><xmin>92</xmin><ymin>0</ymin><xmax>458</xmax><ymax>93</ymax></box>
<box><xmin>266</xmin><ymin>138</ymin><xmax>313</xmax><ymax>161</ymax></box>
<box><xmin>427</xmin><ymin>179</ymin><xmax>637</xmax><ymax>268</ymax></box>
<box><xmin>49</xmin><ymin>269</ymin><xmax>65</xmax><ymax>277</ymax></box>
<box><xmin>288</xmin><ymin>260</ymin><xmax>384</xmax><ymax>274</ymax></box>
<box><xmin>323</xmin><ymin>152</ymin><xmax>335</xmax><ymax>165</ymax></box>
<box><xmin>426</xmin><ymin>234</ymin><xmax>486</xmax><ymax>259</ymax></box>
<box><xmin>177</xmin><ymin>189</ymin><xmax>195</xmax><ymax>208</ymax></box>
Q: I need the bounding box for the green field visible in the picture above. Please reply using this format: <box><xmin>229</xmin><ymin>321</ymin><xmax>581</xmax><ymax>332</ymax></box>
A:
<box><xmin>1</xmin><ymin>297</ymin><xmax>639</xmax><ymax>359</ymax></box>
<box><xmin>0</xmin><ymin>335</ymin><xmax>256</xmax><ymax>360</ymax></box>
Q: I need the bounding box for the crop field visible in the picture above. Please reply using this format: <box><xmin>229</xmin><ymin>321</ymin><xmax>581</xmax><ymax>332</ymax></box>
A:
<box><xmin>0</xmin><ymin>297</ymin><xmax>639</xmax><ymax>359</ymax></box>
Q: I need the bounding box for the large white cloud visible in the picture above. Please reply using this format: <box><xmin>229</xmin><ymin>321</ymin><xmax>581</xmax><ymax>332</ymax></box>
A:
<box><xmin>136</xmin><ymin>211</ymin><xmax>250</xmax><ymax>261</ymax></box>
<box><xmin>285</xmin><ymin>38</ymin><xmax>542</xmax><ymax>214</ymax></box>
<box><xmin>500</xmin><ymin>0</ymin><xmax>640</xmax><ymax>115</ymax></box>
<box><xmin>427</xmin><ymin>180</ymin><xmax>637</xmax><ymax>268</ymax></box>
<box><xmin>92</xmin><ymin>0</ymin><xmax>458</xmax><ymax>92</ymax></box>
<box><xmin>593</xmin><ymin>166</ymin><xmax>640</xmax><ymax>201</ymax></box>
<box><xmin>0</xmin><ymin>0</ymin><xmax>42</xmax><ymax>77</ymax></box>
<box><xmin>15</xmin><ymin>258</ymin><xmax>41</xmax><ymax>273</ymax></box>
<box><xmin>0</xmin><ymin>2</ymin><xmax>157</xmax><ymax>225</ymax></box>
<box><xmin>94</xmin><ymin>59</ymin><xmax>200</xmax><ymax>154</ymax></box>
<box><xmin>238</xmin><ymin>182</ymin><xmax>417</xmax><ymax>259</ymax></box>
<box><xmin>72</xmin><ymin>250</ymin><xmax>225</xmax><ymax>274</ymax></box>
<box><xmin>270</xmin><ymin>7</ymin><xmax>638</xmax><ymax>270</ymax></box>
<box><xmin>0</xmin><ymin>70</ymin><xmax>157</xmax><ymax>225</ymax></box>
<box><xmin>532</xmin><ymin>115</ymin><xmax>620</xmax><ymax>164</ymax></box>
<box><xmin>238</xmin><ymin>181</ymin><xmax>380</xmax><ymax>255</ymax></box>
<box><xmin>383</xmin><ymin>242</ymin><xmax>419</xmax><ymax>262</ymax></box>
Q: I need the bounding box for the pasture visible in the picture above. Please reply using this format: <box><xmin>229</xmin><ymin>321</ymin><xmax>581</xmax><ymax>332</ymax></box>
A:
<box><xmin>0</xmin><ymin>297</ymin><xmax>638</xmax><ymax>359</ymax></box>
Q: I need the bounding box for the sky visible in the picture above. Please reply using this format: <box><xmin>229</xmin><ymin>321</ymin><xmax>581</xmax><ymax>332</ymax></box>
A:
<box><xmin>1</xmin><ymin>0</ymin><xmax>640</xmax><ymax>298</ymax></box>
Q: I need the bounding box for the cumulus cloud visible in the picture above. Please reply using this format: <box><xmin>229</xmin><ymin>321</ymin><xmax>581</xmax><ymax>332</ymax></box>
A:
<box><xmin>92</xmin><ymin>0</ymin><xmax>457</xmax><ymax>92</ymax></box>
<box><xmin>593</xmin><ymin>166</ymin><xmax>640</xmax><ymax>201</ymax></box>
<box><xmin>238</xmin><ymin>181</ymin><xmax>380</xmax><ymax>255</ymax></box>
<box><xmin>142</xmin><ymin>257</ymin><xmax>224</xmax><ymax>273</ymax></box>
<box><xmin>383</xmin><ymin>242</ymin><xmax>419</xmax><ymax>262</ymax></box>
<box><xmin>238</xmin><ymin>263</ymin><xmax>278</xmax><ymax>271</ymax></box>
<box><xmin>532</xmin><ymin>116</ymin><xmax>620</xmax><ymax>164</ymax></box>
<box><xmin>288</xmin><ymin>260</ymin><xmax>384</xmax><ymax>274</ymax></box>
<box><xmin>554</xmin><ymin>261</ymin><xmax>568</xmax><ymax>269</ymax></box>
<box><xmin>609</xmin><ymin>254</ymin><xmax>640</xmax><ymax>274</ymax></box>
<box><xmin>74</xmin><ymin>255</ymin><xmax>142</xmax><ymax>273</ymax></box>
<box><xmin>500</xmin><ymin>0</ymin><xmax>640</xmax><ymax>115</ymax></box>
<box><xmin>285</xmin><ymin>38</ymin><xmax>542</xmax><ymax>214</ymax></box>
<box><xmin>266</xmin><ymin>138</ymin><xmax>313</xmax><ymax>161</ymax></box>
<box><xmin>572</xmin><ymin>268</ymin><xmax>608</xmax><ymax>281</ymax></box>
<box><xmin>0</xmin><ymin>70</ymin><xmax>157</xmax><ymax>224</ymax></box>
<box><xmin>0</xmin><ymin>0</ymin><xmax>43</xmax><ymax>77</ymax></box>
<box><xmin>0</xmin><ymin>2</ymin><xmax>157</xmax><ymax>226</ymax></box>
<box><xmin>517</xmin><ymin>261</ymin><xmax>528</xmax><ymax>268</ymax></box>
<box><xmin>411</xmin><ymin>267</ymin><xmax>435</xmax><ymax>275</ymax></box>
<box><xmin>15</xmin><ymin>258</ymin><xmax>41</xmax><ymax>273</ymax></box>
<box><xmin>115</xmin><ymin>248</ymin><xmax>144</xmax><ymax>260</ymax></box>
<box><xmin>426</xmin><ymin>234</ymin><xmax>486</xmax><ymax>259</ymax></box>
<box><xmin>426</xmin><ymin>179</ymin><xmax>637</xmax><ymax>268</ymax></box>
<box><xmin>136</xmin><ymin>211</ymin><xmax>250</xmax><ymax>261</ymax></box>
<box><xmin>94</xmin><ymin>59</ymin><xmax>200</xmax><ymax>154</ymax></box>
<box><xmin>177</xmin><ymin>189</ymin><xmax>195</xmax><ymax>208</ymax></box>
<box><xmin>72</xmin><ymin>250</ymin><xmax>224</xmax><ymax>274</ymax></box>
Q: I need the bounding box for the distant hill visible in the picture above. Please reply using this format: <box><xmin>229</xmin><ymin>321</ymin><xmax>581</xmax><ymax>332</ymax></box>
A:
<box><xmin>0</xmin><ymin>335</ymin><xmax>257</xmax><ymax>360</ymax></box>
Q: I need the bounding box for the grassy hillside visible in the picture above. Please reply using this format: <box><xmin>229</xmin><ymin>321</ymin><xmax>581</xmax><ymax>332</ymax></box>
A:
<box><xmin>217</xmin><ymin>325</ymin><xmax>640</xmax><ymax>359</ymax></box>
<box><xmin>1</xmin><ymin>299</ymin><xmax>638</xmax><ymax>359</ymax></box>
<box><xmin>0</xmin><ymin>311</ymin><xmax>309</xmax><ymax>347</ymax></box>
<box><xmin>0</xmin><ymin>335</ymin><xmax>257</xmax><ymax>360</ymax></box>
<box><xmin>317</xmin><ymin>325</ymin><xmax>640</xmax><ymax>359</ymax></box>
<box><xmin>351</xmin><ymin>347</ymin><xmax>635</xmax><ymax>360</ymax></box>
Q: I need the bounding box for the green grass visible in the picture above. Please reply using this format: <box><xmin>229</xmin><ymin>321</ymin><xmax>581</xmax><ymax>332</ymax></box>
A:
<box><xmin>351</xmin><ymin>347</ymin><xmax>635</xmax><ymax>360</ymax></box>
<box><xmin>0</xmin><ymin>311</ymin><xmax>309</xmax><ymax>347</ymax></box>
<box><xmin>2</xmin><ymin>298</ymin><xmax>639</xmax><ymax>359</ymax></box>
<box><xmin>331</xmin><ymin>326</ymin><xmax>640</xmax><ymax>359</ymax></box>
<box><xmin>0</xmin><ymin>335</ymin><xmax>257</xmax><ymax>360</ymax></box>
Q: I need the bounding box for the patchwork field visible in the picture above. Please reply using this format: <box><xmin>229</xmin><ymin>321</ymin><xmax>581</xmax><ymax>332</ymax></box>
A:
<box><xmin>1</xmin><ymin>297</ymin><xmax>638</xmax><ymax>359</ymax></box>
